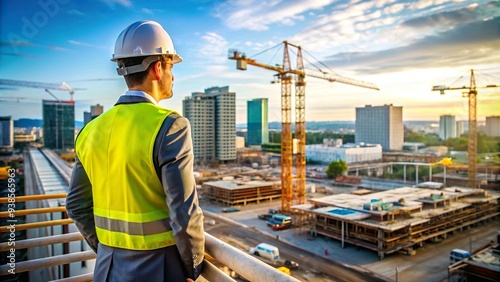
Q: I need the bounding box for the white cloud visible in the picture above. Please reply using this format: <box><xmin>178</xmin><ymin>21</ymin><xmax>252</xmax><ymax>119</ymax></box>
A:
<box><xmin>289</xmin><ymin>0</ymin><xmax>383</xmax><ymax>53</ymax></box>
<box><xmin>48</xmin><ymin>46</ymin><xmax>70</xmax><ymax>51</ymax></box>
<box><xmin>238</xmin><ymin>40</ymin><xmax>278</xmax><ymax>50</ymax></box>
<box><xmin>408</xmin><ymin>0</ymin><xmax>434</xmax><ymax>10</ymax></box>
<box><xmin>288</xmin><ymin>0</ymin><xmax>488</xmax><ymax>56</ymax></box>
<box><xmin>383</xmin><ymin>3</ymin><xmax>406</xmax><ymax>15</ymax></box>
<box><xmin>374</xmin><ymin>0</ymin><xmax>397</xmax><ymax>8</ymax></box>
<box><xmin>206</xmin><ymin>65</ymin><xmax>228</xmax><ymax>72</ymax></box>
<box><xmin>199</xmin><ymin>32</ymin><xmax>228</xmax><ymax>61</ymax></box>
<box><xmin>68</xmin><ymin>40</ymin><xmax>107</xmax><ymax>50</ymax></box>
<box><xmin>194</xmin><ymin>32</ymin><xmax>229</xmax><ymax>73</ymax></box>
<box><xmin>100</xmin><ymin>0</ymin><xmax>132</xmax><ymax>8</ymax></box>
<box><xmin>141</xmin><ymin>8</ymin><xmax>153</xmax><ymax>14</ymax></box>
<box><xmin>140</xmin><ymin>8</ymin><xmax>163</xmax><ymax>15</ymax></box>
<box><xmin>215</xmin><ymin>0</ymin><xmax>335</xmax><ymax>30</ymax></box>
<box><xmin>67</xmin><ymin>9</ymin><xmax>86</xmax><ymax>16</ymax></box>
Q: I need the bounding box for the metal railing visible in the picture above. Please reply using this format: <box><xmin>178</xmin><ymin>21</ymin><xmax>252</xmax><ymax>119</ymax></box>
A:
<box><xmin>0</xmin><ymin>194</ymin><xmax>300</xmax><ymax>282</ymax></box>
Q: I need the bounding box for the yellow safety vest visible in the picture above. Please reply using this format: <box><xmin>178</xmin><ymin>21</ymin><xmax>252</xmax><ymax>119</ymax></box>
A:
<box><xmin>76</xmin><ymin>102</ymin><xmax>177</xmax><ymax>250</ymax></box>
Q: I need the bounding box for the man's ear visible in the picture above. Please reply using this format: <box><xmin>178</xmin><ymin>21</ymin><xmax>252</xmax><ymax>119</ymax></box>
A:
<box><xmin>152</xmin><ymin>61</ymin><xmax>162</xmax><ymax>80</ymax></box>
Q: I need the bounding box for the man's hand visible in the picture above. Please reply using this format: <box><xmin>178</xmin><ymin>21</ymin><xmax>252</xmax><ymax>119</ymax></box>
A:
<box><xmin>186</xmin><ymin>279</ymin><xmax>194</xmax><ymax>282</ymax></box>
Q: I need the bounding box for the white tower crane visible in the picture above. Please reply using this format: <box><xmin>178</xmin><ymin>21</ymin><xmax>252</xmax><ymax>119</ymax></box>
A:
<box><xmin>0</xmin><ymin>79</ymin><xmax>85</xmax><ymax>101</ymax></box>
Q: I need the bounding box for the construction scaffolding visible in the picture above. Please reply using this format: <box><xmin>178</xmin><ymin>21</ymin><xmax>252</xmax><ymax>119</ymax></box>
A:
<box><xmin>293</xmin><ymin>187</ymin><xmax>500</xmax><ymax>259</ymax></box>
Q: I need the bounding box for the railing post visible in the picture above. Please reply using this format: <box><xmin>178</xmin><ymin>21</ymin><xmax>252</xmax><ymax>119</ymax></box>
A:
<box><xmin>61</xmin><ymin>204</ymin><xmax>69</xmax><ymax>278</ymax></box>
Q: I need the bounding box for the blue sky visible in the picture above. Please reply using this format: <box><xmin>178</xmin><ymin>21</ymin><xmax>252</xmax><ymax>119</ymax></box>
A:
<box><xmin>1</xmin><ymin>0</ymin><xmax>499</xmax><ymax>124</ymax></box>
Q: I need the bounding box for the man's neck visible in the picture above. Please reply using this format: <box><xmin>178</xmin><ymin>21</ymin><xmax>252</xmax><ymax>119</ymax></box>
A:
<box><xmin>130</xmin><ymin>81</ymin><xmax>161</xmax><ymax>102</ymax></box>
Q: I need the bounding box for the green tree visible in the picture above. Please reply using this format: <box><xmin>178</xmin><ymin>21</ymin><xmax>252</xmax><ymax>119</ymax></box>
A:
<box><xmin>404</xmin><ymin>131</ymin><xmax>440</xmax><ymax>146</ymax></box>
<box><xmin>405</xmin><ymin>131</ymin><xmax>425</xmax><ymax>143</ymax></box>
<box><xmin>325</xmin><ymin>160</ymin><xmax>348</xmax><ymax>179</ymax></box>
<box><xmin>477</xmin><ymin>137</ymin><xmax>489</xmax><ymax>154</ymax></box>
<box><xmin>423</xmin><ymin>134</ymin><xmax>441</xmax><ymax>146</ymax></box>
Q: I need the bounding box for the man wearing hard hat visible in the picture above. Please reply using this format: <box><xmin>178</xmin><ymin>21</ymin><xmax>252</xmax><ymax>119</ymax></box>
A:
<box><xmin>66</xmin><ymin>20</ymin><xmax>205</xmax><ymax>282</ymax></box>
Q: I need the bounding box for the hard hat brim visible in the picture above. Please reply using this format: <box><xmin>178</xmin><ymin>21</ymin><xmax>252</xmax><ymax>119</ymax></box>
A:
<box><xmin>112</xmin><ymin>54</ymin><xmax>183</xmax><ymax>64</ymax></box>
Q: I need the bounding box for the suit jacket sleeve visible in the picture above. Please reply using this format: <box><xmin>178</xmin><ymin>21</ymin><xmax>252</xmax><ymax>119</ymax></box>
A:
<box><xmin>155</xmin><ymin>115</ymin><xmax>205</xmax><ymax>280</ymax></box>
<box><xmin>66</xmin><ymin>156</ymin><xmax>99</xmax><ymax>253</ymax></box>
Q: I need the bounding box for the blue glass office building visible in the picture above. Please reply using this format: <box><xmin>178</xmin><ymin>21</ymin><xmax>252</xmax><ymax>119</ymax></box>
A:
<box><xmin>247</xmin><ymin>98</ymin><xmax>269</xmax><ymax>146</ymax></box>
<box><xmin>42</xmin><ymin>100</ymin><xmax>75</xmax><ymax>150</ymax></box>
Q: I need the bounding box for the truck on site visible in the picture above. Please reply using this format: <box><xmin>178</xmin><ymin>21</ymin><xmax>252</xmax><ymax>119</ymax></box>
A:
<box><xmin>267</xmin><ymin>214</ymin><xmax>292</xmax><ymax>231</ymax></box>
<box><xmin>449</xmin><ymin>249</ymin><xmax>471</xmax><ymax>265</ymax></box>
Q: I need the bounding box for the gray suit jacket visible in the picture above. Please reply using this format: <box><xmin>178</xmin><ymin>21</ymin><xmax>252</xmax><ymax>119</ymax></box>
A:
<box><xmin>66</xmin><ymin>95</ymin><xmax>205</xmax><ymax>281</ymax></box>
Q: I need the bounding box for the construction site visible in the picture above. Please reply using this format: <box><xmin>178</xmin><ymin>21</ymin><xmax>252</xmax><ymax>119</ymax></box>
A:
<box><xmin>292</xmin><ymin>186</ymin><xmax>500</xmax><ymax>259</ymax></box>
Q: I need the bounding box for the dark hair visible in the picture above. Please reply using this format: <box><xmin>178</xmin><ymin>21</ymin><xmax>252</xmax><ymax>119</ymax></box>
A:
<box><xmin>117</xmin><ymin>55</ymin><xmax>170</xmax><ymax>87</ymax></box>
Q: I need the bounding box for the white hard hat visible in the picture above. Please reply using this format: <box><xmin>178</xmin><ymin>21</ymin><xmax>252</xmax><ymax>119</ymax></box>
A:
<box><xmin>112</xmin><ymin>20</ymin><xmax>182</xmax><ymax>64</ymax></box>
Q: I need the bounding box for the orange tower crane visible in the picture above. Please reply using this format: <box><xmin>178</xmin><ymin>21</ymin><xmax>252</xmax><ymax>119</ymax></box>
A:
<box><xmin>229</xmin><ymin>41</ymin><xmax>379</xmax><ymax>212</ymax></box>
<box><xmin>432</xmin><ymin>69</ymin><xmax>499</xmax><ymax>188</ymax></box>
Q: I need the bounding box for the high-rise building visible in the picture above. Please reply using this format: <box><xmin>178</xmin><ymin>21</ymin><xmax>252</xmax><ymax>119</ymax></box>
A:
<box><xmin>84</xmin><ymin>104</ymin><xmax>104</xmax><ymax>126</ymax></box>
<box><xmin>456</xmin><ymin>120</ymin><xmax>467</xmax><ymax>137</ymax></box>
<box><xmin>355</xmin><ymin>104</ymin><xmax>403</xmax><ymax>151</ymax></box>
<box><xmin>439</xmin><ymin>115</ymin><xmax>456</xmax><ymax>140</ymax></box>
<box><xmin>91</xmin><ymin>104</ymin><xmax>103</xmax><ymax>117</ymax></box>
<box><xmin>247</xmin><ymin>98</ymin><xmax>269</xmax><ymax>146</ymax></box>
<box><xmin>42</xmin><ymin>100</ymin><xmax>75</xmax><ymax>149</ymax></box>
<box><xmin>183</xmin><ymin>92</ymin><xmax>215</xmax><ymax>163</ymax></box>
<box><xmin>485</xmin><ymin>116</ymin><xmax>500</xmax><ymax>137</ymax></box>
<box><xmin>0</xmin><ymin>116</ymin><xmax>14</xmax><ymax>153</ymax></box>
<box><xmin>83</xmin><ymin>112</ymin><xmax>92</xmax><ymax>126</ymax></box>
<box><xmin>183</xmin><ymin>86</ymin><xmax>236</xmax><ymax>163</ymax></box>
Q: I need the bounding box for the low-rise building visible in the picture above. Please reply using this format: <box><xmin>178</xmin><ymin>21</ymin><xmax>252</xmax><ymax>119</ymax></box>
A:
<box><xmin>204</xmin><ymin>180</ymin><xmax>281</xmax><ymax>206</ymax></box>
<box><xmin>306</xmin><ymin>143</ymin><xmax>382</xmax><ymax>164</ymax></box>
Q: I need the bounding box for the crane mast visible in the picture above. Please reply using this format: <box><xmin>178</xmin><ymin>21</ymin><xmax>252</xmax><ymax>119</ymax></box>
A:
<box><xmin>468</xmin><ymin>70</ymin><xmax>477</xmax><ymax>188</ymax></box>
<box><xmin>229</xmin><ymin>41</ymin><xmax>378</xmax><ymax>213</ymax></box>
<box><xmin>281</xmin><ymin>43</ymin><xmax>294</xmax><ymax>212</ymax></box>
<box><xmin>294</xmin><ymin>44</ymin><xmax>306</xmax><ymax>207</ymax></box>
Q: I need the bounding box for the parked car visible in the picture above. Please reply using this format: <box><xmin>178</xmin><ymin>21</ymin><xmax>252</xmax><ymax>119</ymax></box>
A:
<box><xmin>222</xmin><ymin>207</ymin><xmax>240</xmax><ymax>213</ymax></box>
<box><xmin>268</xmin><ymin>208</ymin><xmax>280</xmax><ymax>214</ymax></box>
<box><xmin>284</xmin><ymin>260</ymin><xmax>299</xmax><ymax>270</ymax></box>
<box><xmin>258</xmin><ymin>214</ymin><xmax>273</xmax><ymax>220</ymax></box>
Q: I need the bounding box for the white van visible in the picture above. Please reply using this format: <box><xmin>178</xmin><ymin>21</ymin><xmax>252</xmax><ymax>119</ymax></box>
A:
<box><xmin>449</xmin><ymin>249</ymin><xmax>471</xmax><ymax>265</ymax></box>
<box><xmin>249</xmin><ymin>243</ymin><xmax>280</xmax><ymax>262</ymax></box>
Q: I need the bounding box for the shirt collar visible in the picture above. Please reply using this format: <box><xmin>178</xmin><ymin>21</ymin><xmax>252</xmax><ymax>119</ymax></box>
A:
<box><xmin>123</xmin><ymin>90</ymin><xmax>158</xmax><ymax>105</ymax></box>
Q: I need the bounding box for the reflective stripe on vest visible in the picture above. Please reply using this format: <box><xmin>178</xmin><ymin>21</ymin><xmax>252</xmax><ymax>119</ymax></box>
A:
<box><xmin>76</xmin><ymin>102</ymin><xmax>178</xmax><ymax>250</ymax></box>
<box><xmin>94</xmin><ymin>215</ymin><xmax>172</xmax><ymax>235</ymax></box>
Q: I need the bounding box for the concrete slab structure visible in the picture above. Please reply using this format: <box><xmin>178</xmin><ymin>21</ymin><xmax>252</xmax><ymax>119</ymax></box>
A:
<box><xmin>204</xmin><ymin>180</ymin><xmax>282</xmax><ymax>206</ymax></box>
<box><xmin>292</xmin><ymin>186</ymin><xmax>500</xmax><ymax>259</ymax></box>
